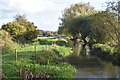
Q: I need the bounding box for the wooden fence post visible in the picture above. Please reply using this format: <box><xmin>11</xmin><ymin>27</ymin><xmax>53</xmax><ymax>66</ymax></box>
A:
<box><xmin>34</xmin><ymin>45</ymin><xmax>37</xmax><ymax>52</ymax></box>
<box><xmin>34</xmin><ymin>45</ymin><xmax>37</xmax><ymax>62</ymax></box>
<box><xmin>46</xmin><ymin>45</ymin><xmax>48</xmax><ymax>50</ymax></box>
<box><xmin>15</xmin><ymin>49</ymin><xmax>17</xmax><ymax>61</ymax></box>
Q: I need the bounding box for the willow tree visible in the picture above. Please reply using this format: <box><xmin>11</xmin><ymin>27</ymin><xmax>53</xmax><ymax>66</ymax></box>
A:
<box><xmin>91</xmin><ymin>1</ymin><xmax>120</xmax><ymax>52</ymax></box>
<box><xmin>58</xmin><ymin>3</ymin><xmax>97</xmax><ymax>56</ymax></box>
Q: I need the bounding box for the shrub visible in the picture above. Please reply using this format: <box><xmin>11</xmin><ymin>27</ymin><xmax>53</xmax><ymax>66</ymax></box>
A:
<box><xmin>111</xmin><ymin>52</ymin><xmax>120</xmax><ymax>66</ymax></box>
<box><xmin>35</xmin><ymin>49</ymin><xmax>62</xmax><ymax>64</ymax></box>
<box><xmin>16</xmin><ymin>63</ymin><xmax>76</xmax><ymax>79</ymax></box>
<box><xmin>0</xmin><ymin>30</ymin><xmax>18</xmax><ymax>54</ymax></box>
<box><xmin>2</xmin><ymin>64</ymin><xmax>18</xmax><ymax>78</ymax></box>
<box><xmin>91</xmin><ymin>43</ymin><xmax>120</xmax><ymax>66</ymax></box>
<box><xmin>35</xmin><ymin>45</ymin><xmax>72</xmax><ymax>64</ymax></box>
<box><xmin>90</xmin><ymin>47</ymin><xmax>111</xmax><ymax>61</ymax></box>
<box><xmin>38</xmin><ymin>39</ymin><xmax>53</xmax><ymax>45</ymax></box>
<box><xmin>92</xmin><ymin>44</ymin><xmax>117</xmax><ymax>53</ymax></box>
<box><xmin>55</xmin><ymin>40</ymin><xmax>69</xmax><ymax>46</ymax></box>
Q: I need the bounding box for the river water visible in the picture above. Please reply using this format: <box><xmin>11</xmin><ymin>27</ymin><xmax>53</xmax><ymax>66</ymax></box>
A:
<box><xmin>72</xmin><ymin>56</ymin><xmax>119</xmax><ymax>79</ymax></box>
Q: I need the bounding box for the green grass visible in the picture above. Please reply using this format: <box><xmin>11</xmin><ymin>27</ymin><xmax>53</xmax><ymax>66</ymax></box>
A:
<box><xmin>3</xmin><ymin>45</ymin><xmax>46</xmax><ymax>64</ymax></box>
<box><xmin>37</xmin><ymin>37</ymin><xmax>58</xmax><ymax>45</ymax></box>
<box><xmin>56</xmin><ymin>46</ymin><xmax>73</xmax><ymax>57</ymax></box>
<box><xmin>18</xmin><ymin>45</ymin><xmax>45</xmax><ymax>52</ymax></box>
<box><xmin>2</xmin><ymin>37</ymin><xmax>72</xmax><ymax>64</ymax></box>
<box><xmin>37</xmin><ymin>37</ymin><xmax>58</xmax><ymax>42</ymax></box>
<box><xmin>2</xmin><ymin>37</ymin><xmax>75</xmax><ymax>78</ymax></box>
<box><xmin>37</xmin><ymin>36</ymin><xmax>55</xmax><ymax>39</ymax></box>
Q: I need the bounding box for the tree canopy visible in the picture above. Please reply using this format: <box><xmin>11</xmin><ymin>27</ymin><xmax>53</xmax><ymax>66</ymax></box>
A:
<box><xmin>58</xmin><ymin>1</ymin><xmax>120</xmax><ymax>53</ymax></box>
<box><xmin>58</xmin><ymin>3</ymin><xmax>97</xmax><ymax>46</ymax></box>
<box><xmin>90</xmin><ymin>1</ymin><xmax>120</xmax><ymax>52</ymax></box>
<box><xmin>2</xmin><ymin>14</ymin><xmax>38</xmax><ymax>43</ymax></box>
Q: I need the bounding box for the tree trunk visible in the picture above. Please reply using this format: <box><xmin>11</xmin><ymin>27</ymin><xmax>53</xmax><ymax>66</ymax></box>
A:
<box><xmin>72</xmin><ymin>41</ymin><xmax>82</xmax><ymax>56</ymax></box>
<box><xmin>82</xmin><ymin>38</ymin><xmax>87</xmax><ymax>49</ymax></box>
<box><xmin>80</xmin><ymin>38</ymin><xmax>87</xmax><ymax>56</ymax></box>
<box><xmin>67</xmin><ymin>39</ymin><xmax>82</xmax><ymax>56</ymax></box>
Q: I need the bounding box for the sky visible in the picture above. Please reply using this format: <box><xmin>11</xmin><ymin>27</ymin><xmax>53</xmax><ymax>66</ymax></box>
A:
<box><xmin>0</xmin><ymin>0</ymin><xmax>116</xmax><ymax>31</ymax></box>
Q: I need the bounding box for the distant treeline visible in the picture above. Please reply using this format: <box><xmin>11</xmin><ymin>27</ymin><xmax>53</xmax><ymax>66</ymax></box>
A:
<box><xmin>37</xmin><ymin>30</ymin><xmax>58</xmax><ymax>37</ymax></box>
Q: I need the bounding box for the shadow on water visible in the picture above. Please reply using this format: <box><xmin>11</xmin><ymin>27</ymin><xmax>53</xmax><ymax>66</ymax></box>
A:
<box><xmin>67</xmin><ymin>55</ymin><xmax>103</xmax><ymax>67</ymax></box>
<box><xmin>67</xmin><ymin>55</ymin><xmax>119</xmax><ymax>79</ymax></box>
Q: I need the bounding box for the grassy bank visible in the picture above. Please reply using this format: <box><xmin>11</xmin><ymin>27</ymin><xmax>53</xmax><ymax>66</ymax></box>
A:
<box><xmin>2</xmin><ymin>37</ymin><xmax>76</xmax><ymax>79</ymax></box>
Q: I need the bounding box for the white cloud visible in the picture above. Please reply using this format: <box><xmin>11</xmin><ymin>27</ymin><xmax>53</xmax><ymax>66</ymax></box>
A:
<box><xmin>0</xmin><ymin>0</ymin><xmax>115</xmax><ymax>31</ymax></box>
<box><xmin>73</xmin><ymin>0</ymin><xmax>117</xmax><ymax>3</ymax></box>
<box><xmin>0</xmin><ymin>0</ymin><xmax>68</xmax><ymax>30</ymax></box>
<box><xmin>0</xmin><ymin>0</ymin><xmax>67</xmax><ymax>14</ymax></box>
<box><xmin>9</xmin><ymin>0</ymin><xmax>53</xmax><ymax>13</ymax></box>
<box><xmin>39</xmin><ymin>21</ymin><xmax>59</xmax><ymax>31</ymax></box>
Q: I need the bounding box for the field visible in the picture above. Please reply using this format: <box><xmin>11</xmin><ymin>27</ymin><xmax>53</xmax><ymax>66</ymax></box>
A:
<box><xmin>2</xmin><ymin>37</ymin><xmax>76</xmax><ymax>79</ymax></box>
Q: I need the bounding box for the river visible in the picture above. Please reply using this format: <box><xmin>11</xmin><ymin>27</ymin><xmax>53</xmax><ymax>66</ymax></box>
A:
<box><xmin>71</xmin><ymin>56</ymin><xmax>119</xmax><ymax>79</ymax></box>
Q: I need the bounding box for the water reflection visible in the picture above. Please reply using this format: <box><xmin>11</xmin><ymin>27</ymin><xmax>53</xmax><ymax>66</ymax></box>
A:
<box><xmin>72</xmin><ymin>56</ymin><xmax>119</xmax><ymax>79</ymax></box>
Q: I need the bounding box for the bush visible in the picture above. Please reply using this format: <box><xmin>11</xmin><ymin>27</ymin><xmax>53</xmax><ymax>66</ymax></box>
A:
<box><xmin>16</xmin><ymin>63</ymin><xmax>76</xmax><ymax>79</ymax></box>
<box><xmin>111</xmin><ymin>52</ymin><xmax>120</xmax><ymax>66</ymax></box>
<box><xmin>0</xmin><ymin>30</ymin><xmax>18</xmax><ymax>54</ymax></box>
<box><xmin>35</xmin><ymin>49</ymin><xmax>62</xmax><ymax>64</ymax></box>
<box><xmin>91</xmin><ymin>47</ymin><xmax>111</xmax><ymax>61</ymax></box>
<box><xmin>34</xmin><ymin>45</ymin><xmax>72</xmax><ymax>64</ymax></box>
<box><xmin>91</xmin><ymin>43</ymin><xmax>120</xmax><ymax>66</ymax></box>
<box><xmin>38</xmin><ymin>39</ymin><xmax>53</xmax><ymax>45</ymax></box>
<box><xmin>92</xmin><ymin>44</ymin><xmax>117</xmax><ymax>53</ymax></box>
<box><xmin>2</xmin><ymin>64</ymin><xmax>18</xmax><ymax>78</ymax></box>
<box><xmin>55</xmin><ymin>40</ymin><xmax>69</xmax><ymax>46</ymax></box>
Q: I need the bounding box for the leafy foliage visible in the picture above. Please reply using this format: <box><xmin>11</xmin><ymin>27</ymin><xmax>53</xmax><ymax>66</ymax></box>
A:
<box><xmin>38</xmin><ymin>39</ymin><xmax>54</xmax><ymax>45</ymax></box>
<box><xmin>58</xmin><ymin>2</ymin><xmax>96</xmax><ymax>38</ymax></box>
<box><xmin>58</xmin><ymin>3</ymin><xmax>97</xmax><ymax>55</ymax></box>
<box><xmin>2</xmin><ymin>21</ymin><xmax>25</xmax><ymax>37</ymax></box>
<box><xmin>91</xmin><ymin>11</ymin><xmax>120</xmax><ymax>45</ymax></box>
<box><xmin>55</xmin><ymin>40</ymin><xmax>70</xmax><ymax>47</ymax></box>
<box><xmin>92</xmin><ymin>44</ymin><xmax>117</xmax><ymax>53</ymax></box>
<box><xmin>0</xmin><ymin>30</ymin><xmax>18</xmax><ymax>54</ymax></box>
<box><xmin>55</xmin><ymin>46</ymin><xmax>73</xmax><ymax>57</ymax></box>
<box><xmin>91</xmin><ymin>43</ymin><xmax>120</xmax><ymax>66</ymax></box>
<box><xmin>2</xmin><ymin>14</ymin><xmax>38</xmax><ymax>43</ymax></box>
<box><xmin>15</xmin><ymin>63</ymin><xmax>76</xmax><ymax>79</ymax></box>
<box><xmin>35</xmin><ymin>45</ymin><xmax>72</xmax><ymax>64</ymax></box>
<box><xmin>2</xmin><ymin>64</ymin><xmax>18</xmax><ymax>78</ymax></box>
<box><xmin>90</xmin><ymin>1</ymin><xmax>120</xmax><ymax>52</ymax></box>
<box><xmin>35</xmin><ymin>49</ymin><xmax>62</xmax><ymax>65</ymax></box>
